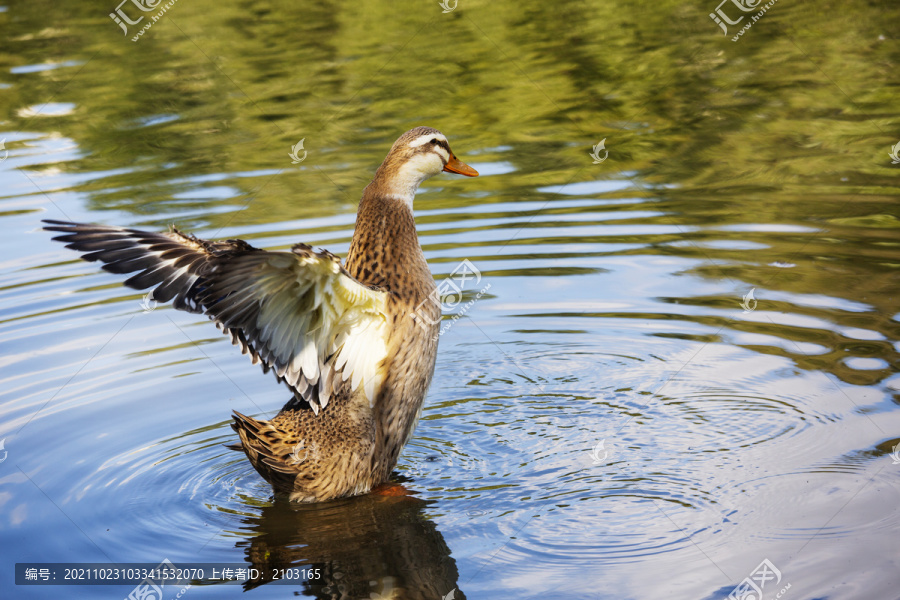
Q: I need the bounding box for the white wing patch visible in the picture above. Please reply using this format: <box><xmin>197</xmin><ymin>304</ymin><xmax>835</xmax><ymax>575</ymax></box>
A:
<box><xmin>238</xmin><ymin>249</ymin><xmax>390</xmax><ymax>413</ymax></box>
<box><xmin>333</xmin><ymin>317</ymin><xmax>388</xmax><ymax>407</ymax></box>
<box><xmin>43</xmin><ymin>220</ymin><xmax>390</xmax><ymax>415</ymax></box>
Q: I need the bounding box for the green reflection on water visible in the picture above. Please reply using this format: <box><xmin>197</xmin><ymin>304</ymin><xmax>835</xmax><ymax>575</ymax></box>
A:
<box><xmin>2</xmin><ymin>0</ymin><xmax>898</xmax><ymax>386</ymax></box>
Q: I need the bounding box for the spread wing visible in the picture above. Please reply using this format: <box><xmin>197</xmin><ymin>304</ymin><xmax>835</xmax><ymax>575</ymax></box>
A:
<box><xmin>43</xmin><ymin>220</ymin><xmax>389</xmax><ymax>414</ymax></box>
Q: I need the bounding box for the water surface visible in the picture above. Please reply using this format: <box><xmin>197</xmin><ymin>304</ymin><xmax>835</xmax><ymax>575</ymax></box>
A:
<box><xmin>1</xmin><ymin>0</ymin><xmax>899</xmax><ymax>598</ymax></box>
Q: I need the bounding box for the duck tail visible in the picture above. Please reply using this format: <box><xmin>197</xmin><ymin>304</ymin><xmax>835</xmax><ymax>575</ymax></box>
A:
<box><xmin>231</xmin><ymin>410</ymin><xmax>300</xmax><ymax>492</ymax></box>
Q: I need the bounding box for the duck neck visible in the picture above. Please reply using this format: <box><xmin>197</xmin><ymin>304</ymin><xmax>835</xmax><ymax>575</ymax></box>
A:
<box><xmin>346</xmin><ymin>189</ymin><xmax>432</xmax><ymax>297</ymax></box>
<box><xmin>363</xmin><ymin>156</ymin><xmax>435</xmax><ymax>210</ymax></box>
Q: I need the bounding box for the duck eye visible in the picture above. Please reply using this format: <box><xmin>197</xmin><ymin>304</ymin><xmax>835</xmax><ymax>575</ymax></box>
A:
<box><xmin>430</xmin><ymin>138</ymin><xmax>438</xmax><ymax>145</ymax></box>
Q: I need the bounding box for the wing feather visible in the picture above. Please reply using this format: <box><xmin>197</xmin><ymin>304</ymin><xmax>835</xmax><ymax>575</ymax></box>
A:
<box><xmin>43</xmin><ymin>220</ymin><xmax>390</xmax><ymax>411</ymax></box>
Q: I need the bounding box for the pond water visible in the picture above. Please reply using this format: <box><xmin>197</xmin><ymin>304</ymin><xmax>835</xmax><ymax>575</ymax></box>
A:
<box><xmin>1</xmin><ymin>0</ymin><xmax>899</xmax><ymax>599</ymax></box>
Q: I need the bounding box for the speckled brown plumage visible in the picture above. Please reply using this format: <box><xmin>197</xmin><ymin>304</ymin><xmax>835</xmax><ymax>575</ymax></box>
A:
<box><xmin>45</xmin><ymin>126</ymin><xmax>477</xmax><ymax>503</ymax></box>
<box><xmin>236</xmin><ymin>128</ymin><xmax>458</xmax><ymax>501</ymax></box>
<box><xmin>346</xmin><ymin>192</ymin><xmax>442</xmax><ymax>483</ymax></box>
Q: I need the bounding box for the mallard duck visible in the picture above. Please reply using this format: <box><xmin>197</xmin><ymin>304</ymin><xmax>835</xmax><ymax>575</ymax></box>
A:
<box><xmin>44</xmin><ymin>126</ymin><xmax>478</xmax><ymax>502</ymax></box>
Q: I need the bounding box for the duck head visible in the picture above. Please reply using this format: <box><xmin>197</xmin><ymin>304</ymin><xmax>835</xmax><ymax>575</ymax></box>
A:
<box><xmin>369</xmin><ymin>126</ymin><xmax>478</xmax><ymax>205</ymax></box>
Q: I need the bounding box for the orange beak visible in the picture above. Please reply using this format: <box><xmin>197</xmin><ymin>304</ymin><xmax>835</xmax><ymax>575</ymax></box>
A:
<box><xmin>443</xmin><ymin>155</ymin><xmax>479</xmax><ymax>177</ymax></box>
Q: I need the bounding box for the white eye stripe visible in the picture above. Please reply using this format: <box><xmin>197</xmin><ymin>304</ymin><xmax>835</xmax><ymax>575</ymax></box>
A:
<box><xmin>408</xmin><ymin>133</ymin><xmax>448</xmax><ymax>148</ymax></box>
<box><xmin>434</xmin><ymin>146</ymin><xmax>450</xmax><ymax>162</ymax></box>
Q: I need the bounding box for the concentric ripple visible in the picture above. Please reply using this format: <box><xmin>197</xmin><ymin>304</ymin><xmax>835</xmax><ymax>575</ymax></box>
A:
<box><xmin>68</xmin><ymin>419</ymin><xmax>270</xmax><ymax>554</ymax></box>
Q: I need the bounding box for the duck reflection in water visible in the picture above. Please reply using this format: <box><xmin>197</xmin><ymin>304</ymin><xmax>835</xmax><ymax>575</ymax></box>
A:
<box><xmin>236</xmin><ymin>484</ymin><xmax>465</xmax><ymax>600</ymax></box>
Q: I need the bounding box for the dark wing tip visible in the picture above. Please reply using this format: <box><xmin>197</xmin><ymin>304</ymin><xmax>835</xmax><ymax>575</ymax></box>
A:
<box><xmin>291</xmin><ymin>243</ymin><xmax>312</xmax><ymax>255</ymax></box>
<box><xmin>232</xmin><ymin>410</ymin><xmax>260</xmax><ymax>430</ymax></box>
<box><xmin>42</xmin><ymin>219</ymin><xmax>80</xmax><ymax>232</ymax></box>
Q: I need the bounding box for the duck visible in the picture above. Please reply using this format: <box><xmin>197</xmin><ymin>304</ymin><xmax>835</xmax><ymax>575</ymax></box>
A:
<box><xmin>44</xmin><ymin>126</ymin><xmax>479</xmax><ymax>502</ymax></box>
